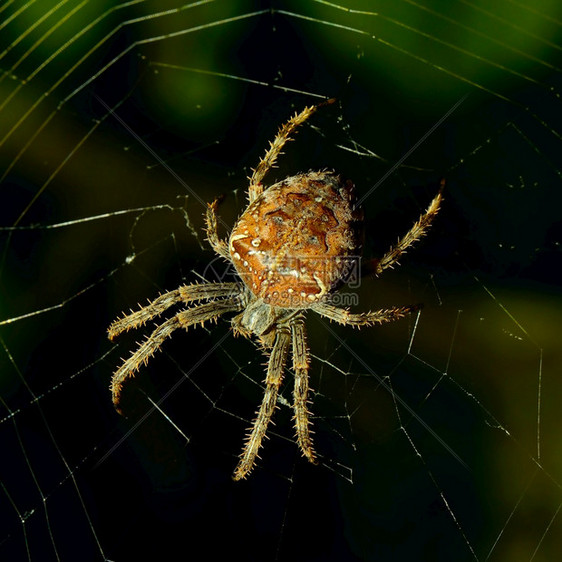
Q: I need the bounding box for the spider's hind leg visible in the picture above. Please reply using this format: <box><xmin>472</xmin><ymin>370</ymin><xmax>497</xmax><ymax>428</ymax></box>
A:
<box><xmin>248</xmin><ymin>99</ymin><xmax>335</xmax><ymax>202</ymax></box>
<box><xmin>205</xmin><ymin>198</ymin><xmax>231</xmax><ymax>261</ymax></box>
<box><xmin>371</xmin><ymin>182</ymin><xmax>444</xmax><ymax>275</ymax></box>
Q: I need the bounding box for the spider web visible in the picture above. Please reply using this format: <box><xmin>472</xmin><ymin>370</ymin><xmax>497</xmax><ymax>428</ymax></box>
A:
<box><xmin>1</xmin><ymin>1</ymin><xmax>561</xmax><ymax>560</ymax></box>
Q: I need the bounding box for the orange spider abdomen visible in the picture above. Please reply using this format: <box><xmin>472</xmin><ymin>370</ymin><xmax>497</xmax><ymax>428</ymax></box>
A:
<box><xmin>229</xmin><ymin>171</ymin><xmax>363</xmax><ymax>308</ymax></box>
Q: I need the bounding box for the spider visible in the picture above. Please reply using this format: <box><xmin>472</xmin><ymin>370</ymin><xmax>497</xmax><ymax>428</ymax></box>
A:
<box><xmin>108</xmin><ymin>100</ymin><xmax>443</xmax><ymax>481</ymax></box>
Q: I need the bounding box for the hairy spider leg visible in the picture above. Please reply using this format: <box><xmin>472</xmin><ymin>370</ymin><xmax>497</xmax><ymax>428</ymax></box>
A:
<box><xmin>233</xmin><ymin>328</ymin><xmax>291</xmax><ymax>480</ymax></box>
<box><xmin>371</xmin><ymin>185</ymin><xmax>444</xmax><ymax>275</ymax></box>
<box><xmin>248</xmin><ymin>99</ymin><xmax>335</xmax><ymax>203</ymax></box>
<box><xmin>108</xmin><ymin>282</ymin><xmax>240</xmax><ymax>339</ymax></box>
<box><xmin>291</xmin><ymin>316</ymin><xmax>316</xmax><ymax>463</ymax></box>
<box><xmin>110</xmin><ymin>298</ymin><xmax>242</xmax><ymax>413</ymax></box>
<box><xmin>312</xmin><ymin>302</ymin><xmax>421</xmax><ymax>327</ymax></box>
<box><xmin>205</xmin><ymin>199</ymin><xmax>231</xmax><ymax>260</ymax></box>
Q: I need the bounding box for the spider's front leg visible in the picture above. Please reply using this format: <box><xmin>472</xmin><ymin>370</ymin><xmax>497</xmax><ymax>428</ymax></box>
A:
<box><xmin>291</xmin><ymin>317</ymin><xmax>317</xmax><ymax>464</ymax></box>
<box><xmin>233</xmin><ymin>328</ymin><xmax>291</xmax><ymax>480</ymax></box>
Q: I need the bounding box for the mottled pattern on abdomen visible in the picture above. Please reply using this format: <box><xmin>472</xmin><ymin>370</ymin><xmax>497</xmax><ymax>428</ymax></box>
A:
<box><xmin>229</xmin><ymin>171</ymin><xmax>363</xmax><ymax>308</ymax></box>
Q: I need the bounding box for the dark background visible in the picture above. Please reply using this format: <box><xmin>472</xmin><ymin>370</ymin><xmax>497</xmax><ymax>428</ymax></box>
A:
<box><xmin>1</xmin><ymin>1</ymin><xmax>562</xmax><ymax>560</ymax></box>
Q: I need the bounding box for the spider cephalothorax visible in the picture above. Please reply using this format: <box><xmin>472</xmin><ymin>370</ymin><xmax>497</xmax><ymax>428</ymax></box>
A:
<box><xmin>108</xmin><ymin>102</ymin><xmax>442</xmax><ymax>480</ymax></box>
